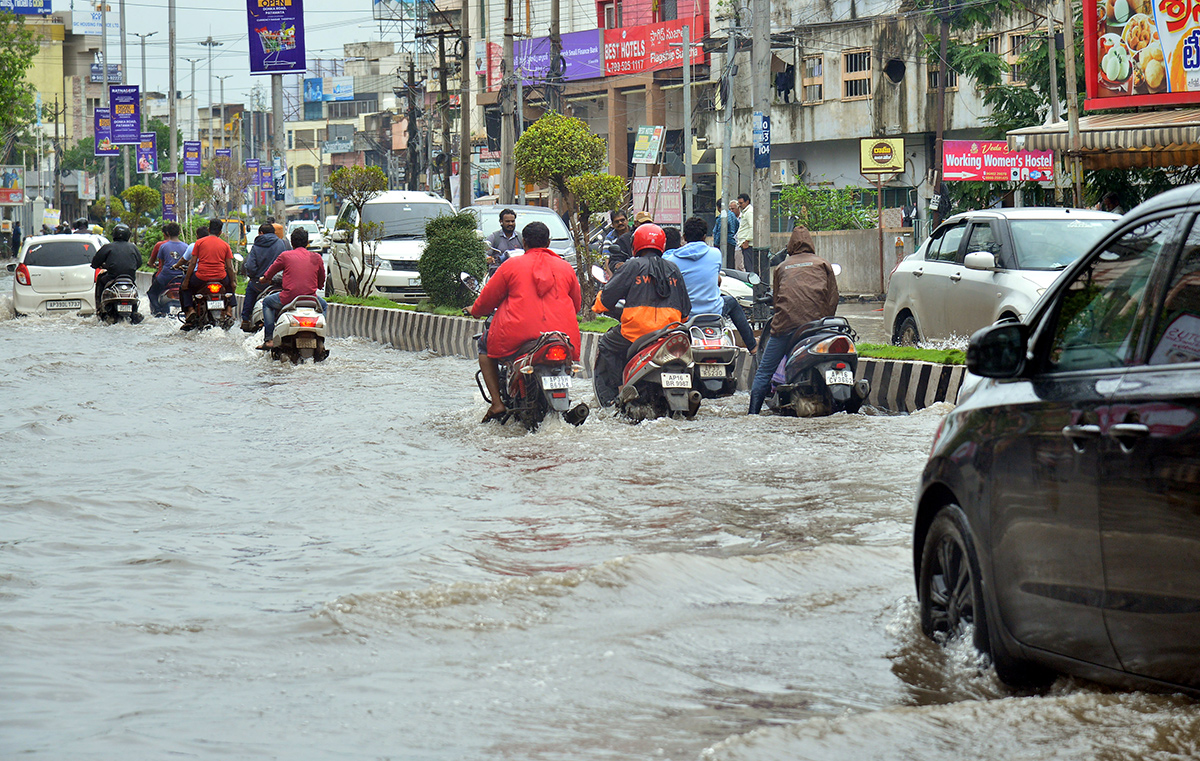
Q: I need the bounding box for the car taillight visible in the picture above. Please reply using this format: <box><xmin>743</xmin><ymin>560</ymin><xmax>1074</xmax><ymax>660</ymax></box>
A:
<box><xmin>812</xmin><ymin>336</ymin><xmax>855</xmax><ymax>354</ymax></box>
<box><xmin>15</xmin><ymin>263</ymin><xmax>30</xmax><ymax>286</ymax></box>
<box><xmin>207</xmin><ymin>282</ymin><xmax>223</xmax><ymax>293</ymax></box>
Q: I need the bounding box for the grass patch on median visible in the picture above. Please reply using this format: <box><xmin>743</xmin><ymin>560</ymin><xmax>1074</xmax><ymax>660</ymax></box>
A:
<box><xmin>857</xmin><ymin>343</ymin><xmax>966</xmax><ymax>365</ymax></box>
<box><xmin>327</xmin><ymin>294</ymin><xmax>416</xmax><ymax>310</ymax></box>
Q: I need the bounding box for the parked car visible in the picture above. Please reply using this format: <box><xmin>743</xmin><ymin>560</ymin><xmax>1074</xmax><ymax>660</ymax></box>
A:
<box><xmin>322</xmin><ymin>214</ymin><xmax>339</xmax><ymax>235</ymax></box>
<box><xmin>287</xmin><ymin>219</ymin><xmax>327</xmax><ymax>253</ymax></box>
<box><xmin>463</xmin><ymin>204</ymin><xmax>578</xmax><ymax>266</ymax></box>
<box><xmin>884</xmin><ymin>208</ymin><xmax>1119</xmax><ymax>345</ymax></box>
<box><xmin>913</xmin><ymin>184</ymin><xmax>1200</xmax><ymax>696</ymax></box>
<box><xmin>326</xmin><ymin>191</ymin><xmax>455</xmax><ymax>302</ymax></box>
<box><xmin>7</xmin><ymin>233</ymin><xmax>109</xmax><ymax>316</ymax></box>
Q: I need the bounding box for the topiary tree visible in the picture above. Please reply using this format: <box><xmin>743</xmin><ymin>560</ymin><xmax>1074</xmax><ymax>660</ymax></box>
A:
<box><xmin>418</xmin><ymin>210</ymin><xmax>486</xmax><ymax>309</ymax></box>
<box><xmin>328</xmin><ymin>164</ymin><xmax>388</xmax><ymax>297</ymax></box>
<box><xmin>566</xmin><ymin>172</ymin><xmax>625</xmax><ymax>310</ymax></box>
<box><xmin>90</xmin><ymin>195</ymin><xmax>124</xmax><ymax>224</ymax></box>
<box><xmin>121</xmin><ymin>184</ymin><xmax>161</xmax><ymax>242</ymax></box>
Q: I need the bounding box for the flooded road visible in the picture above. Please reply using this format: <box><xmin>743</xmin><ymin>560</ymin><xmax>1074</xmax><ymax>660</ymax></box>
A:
<box><xmin>2</xmin><ymin>278</ymin><xmax>1197</xmax><ymax>760</ymax></box>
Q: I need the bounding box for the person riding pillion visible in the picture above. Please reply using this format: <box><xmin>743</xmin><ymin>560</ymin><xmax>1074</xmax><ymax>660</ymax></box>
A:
<box><xmin>665</xmin><ymin>216</ymin><xmax>757</xmax><ymax>354</ymax></box>
<box><xmin>592</xmin><ymin>223</ymin><xmax>692</xmax><ymax>407</ymax></box>
<box><xmin>257</xmin><ymin>226</ymin><xmax>327</xmax><ymax>351</ymax></box>
<box><xmin>90</xmin><ymin>223</ymin><xmax>142</xmax><ymax>317</ymax></box>
<box><xmin>748</xmin><ymin>225</ymin><xmax>840</xmax><ymax>415</ymax></box>
<box><xmin>468</xmin><ymin>221</ymin><xmax>582</xmax><ymax>422</ymax></box>
<box><xmin>180</xmin><ymin>218</ymin><xmax>237</xmax><ymax>329</ymax></box>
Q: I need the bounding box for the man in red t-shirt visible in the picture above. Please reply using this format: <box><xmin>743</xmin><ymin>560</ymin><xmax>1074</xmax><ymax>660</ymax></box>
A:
<box><xmin>181</xmin><ymin>218</ymin><xmax>236</xmax><ymax>329</ymax></box>
<box><xmin>256</xmin><ymin>227</ymin><xmax>327</xmax><ymax>350</ymax></box>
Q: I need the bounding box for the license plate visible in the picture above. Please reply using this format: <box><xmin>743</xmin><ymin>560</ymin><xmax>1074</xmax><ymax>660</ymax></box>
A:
<box><xmin>408</xmin><ymin>277</ymin><xmax>421</xmax><ymax>286</ymax></box>
<box><xmin>117</xmin><ymin>303</ymin><xmax>133</xmax><ymax>312</ymax></box>
<box><xmin>540</xmin><ymin>375</ymin><xmax>570</xmax><ymax>390</ymax></box>
<box><xmin>698</xmin><ymin>364</ymin><xmax>726</xmax><ymax>378</ymax></box>
<box><xmin>825</xmin><ymin>369</ymin><xmax>855</xmax><ymax>385</ymax></box>
<box><xmin>295</xmin><ymin>336</ymin><xmax>317</xmax><ymax>349</ymax></box>
<box><xmin>206</xmin><ymin>299</ymin><xmax>224</xmax><ymax>310</ymax></box>
<box><xmin>661</xmin><ymin>372</ymin><xmax>691</xmax><ymax>389</ymax></box>
<box><xmin>46</xmin><ymin>300</ymin><xmax>81</xmax><ymax>310</ymax></box>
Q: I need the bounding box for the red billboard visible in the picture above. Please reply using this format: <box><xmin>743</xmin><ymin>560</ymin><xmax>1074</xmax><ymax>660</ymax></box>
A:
<box><xmin>1084</xmin><ymin>0</ymin><xmax>1200</xmax><ymax>109</ymax></box>
<box><xmin>942</xmin><ymin>140</ymin><xmax>1055</xmax><ymax>183</ymax></box>
<box><xmin>603</xmin><ymin>17</ymin><xmax>708</xmax><ymax>77</ymax></box>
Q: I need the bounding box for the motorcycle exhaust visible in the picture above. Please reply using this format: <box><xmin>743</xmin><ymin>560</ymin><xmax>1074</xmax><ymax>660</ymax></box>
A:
<box><xmin>687</xmin><ymin>390</ymin><xmax>701</xmax><ymax>417</ymax></box>
<box><xmin>563</xmin><ymin>402</ymin><xmax>590</xmax><ymax>427</ymax></box>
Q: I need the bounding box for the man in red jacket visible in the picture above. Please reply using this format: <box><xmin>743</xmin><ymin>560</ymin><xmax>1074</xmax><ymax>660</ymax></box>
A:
<box><xmin>468</xmin><ymin>221</ymin><xmax>581</xmax><ymax>422</ymax></box>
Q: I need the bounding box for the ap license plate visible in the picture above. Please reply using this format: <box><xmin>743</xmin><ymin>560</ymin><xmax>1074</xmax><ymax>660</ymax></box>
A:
<box><xmin>206</xmin><ymin>299</ymin><xmax>224</xmax><ymax>310</ymax></box>
<box><xmin>540</xmin><ymin>375</ymin><xmax>570</xmax><ymax>390</ymax></box>
<box><xmin>117</xmin><ymin>303</ymin><xmax>133</xmax><ymax>312</ymax></box>
<box><xmin>698</xmin><ymin>364</ymin><xmax>726</xmax><ymax>378</ymax></box>
<box><xmin>295</xmin><ymin>336</ymin><xmax>317</xmax><ymax>349</ymax></box>
<box><xmin>47</xmin><ymin>299</ymin><xmax>81</xmax><ymax>310</ymax></box>
<box><xmin>661</xmin><ymin>372</ymin><xmax>692</xmax><ymax>389</ymax></box>
<box><xmin>825</xmin><ymin>369</ymin><xmax>855</xmax><ymax>385</ymax></box>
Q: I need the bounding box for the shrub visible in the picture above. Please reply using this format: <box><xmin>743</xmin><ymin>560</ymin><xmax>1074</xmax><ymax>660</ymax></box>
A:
<box><xmin>418</xmin><ymin>211</ymin><xmax>486</xmax><ymax>309</ymax></box>
<box><xmin>138</xmin><ymin>223</ymin><xmax>164</xmax><ymax>260</ymax></box>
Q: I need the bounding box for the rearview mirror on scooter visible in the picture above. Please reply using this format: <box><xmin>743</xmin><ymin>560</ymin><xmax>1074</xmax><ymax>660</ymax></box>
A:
<box><xmin>747</xmin><ymin>272</ymin><xmax>761</xmax><ymax>286</ymax></box>
<box><xmin>590</xmin><ymin>264</ymin><xmax>609</xmax><ymax>285</ymax></box>
<box><xmin>460</xmin><ymin>271</ymin><xmax>481</xmax><ymax>295</ymax></box>
<box><xmin>831</xmin><ymin>264</ymin><xmax>842</xmax><ymax>276</ymax></box>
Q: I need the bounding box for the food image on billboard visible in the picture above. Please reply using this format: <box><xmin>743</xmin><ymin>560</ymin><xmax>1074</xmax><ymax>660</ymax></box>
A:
<box><xmin>1084</xmin><ymin>0</ymin><xmax>1200</xmax><ymax>108</ymax></box>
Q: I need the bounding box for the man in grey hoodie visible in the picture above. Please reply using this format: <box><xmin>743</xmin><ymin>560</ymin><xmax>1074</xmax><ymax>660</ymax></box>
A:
<box><xmin>241</xmin><ymin>222</ymin><xmax>288</xmax><ymax>332</ymax></box>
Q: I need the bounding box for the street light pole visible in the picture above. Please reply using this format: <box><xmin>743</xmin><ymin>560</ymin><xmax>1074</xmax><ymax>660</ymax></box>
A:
<box><xmin>168</xmin><ymin>0</ymin><xmax>176</xmax><ymax>178</ymax></box>
<box><xmin>217</xmin><ymin>75</ymin><xmax>233</xmax><ymax>152</ymax></box>
<box><xmin>120</xmin><ymin>0</ymin><xmax>130</xmax><ymax>191</ymax></box>
<box><xmin>184</xmin><ymin>58</ymin><xmax>201</xmax><ymax>141</ymax></box>
<box><xmin>133</xmin><ymin>31</ymin><xmax>157</xmax><ymax>136</ymax></box>
<box><xmin>200</xmin><ymin>36</ymin><xmax>223</xmax><ymax>157</ymax></box>
<box><xmin>101</xmin><ymin>0</ymin><xmax>110</xmax><ymax>203</ymax></box>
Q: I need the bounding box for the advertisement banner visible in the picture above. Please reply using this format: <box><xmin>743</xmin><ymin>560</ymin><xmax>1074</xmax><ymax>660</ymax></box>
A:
<box><xmin>631</xmin><ymin>125</ymin><xmax>665</xmax><ymax>164</ymax></box>
<box><xmin>215</xmin><ymin>147</ymin><xmax>232</xmax><ymax>159</ymax></box>
<box><xmin>1084</xmin><ymin>0</ymin><xmax>1200</xmax><ymax>108</ymax></box>
<box><xmin>304</xmin><ymin>77</ymin><xmax>323</xmax><ymax>102</ymax></box>
<box><xmin>860</xmin><ymin>137</ymin><xmax>904</xmax><ymax>174</ymax></box>
<box><xmin>108</xmin><ymin>85</ymin><xmax>141</xmax><ymax>144</ymax></box>
<box><xmin>0</xmin><ymin>0</ymin><xmax>52</xmax><ymax>15</ymax></box>
<box><xmin>603</xmin><ymin>17</ymin><xmax>708</xmax><ymax>77</ymax></box>
<box><xmin>273</xmin><ymin>156</ymin><xmax>286</xmax><ymax>201</ymax></box>
<box><xmin>183</xmin><ymin>140</ymin><xmax>202</xmax><ymax>176</ymax></box>
<box><xmin>0</xmin><ymin>165</ymin><xmax>25</xmax><ymax>205</ymax></box>
<box><xmin>73</xmin><ymin>11</ymin><xmax>120</xmax><ymax>36</ymax></box>
<box><xmin>80</xmin><ymin>173</ymin><xmax>96</xmax><ymax>201</ymax></box>
<box><xmin>88</xmin><ymin>63</ymin><xmax>122</xmax><ymax>83</ymax></box>
<box><xmin>515</xmin><ymin>29</ymin><xmax>604</xmax><ymax>85</ymax></box>
<box><xmin>259</xmin><ymin>165</ymin><xmax>273</xmax><ymax>190</ymax></box>
<box><xmin>942</xmin><ymin>139</ymin><xmax>1055</xmax><ymax>182</ymax></box>
<box><xmin>247</xmin><ymin>0</ymin><xmax>306</xmax><ymax>75</ymax></box>
<box><xmin>161</xmin><ymin>173</ymin><xmax>177</xmax><ymax>221</ymax></box>
<box><xmin>136</xmin><ymin>132</ymin><xmax>157</xmax><ymax>173</ymax></box>
<box><xmin>630</xmin><ymin>176</ymin><xmax>683</xmax><ymax>226</ymax></box>
<box><xmin>324</xmin><ymin>76</ymin><xmax>354</xmax><ymax>101</ymax></box>
<box><xmin>93</xmin><ymin>108</ymin><xmax>119</xmax><ymax>157</ymax></box>
<box><xmin>753</xmin><ymin>112</ymin><xmax>771</xmax><ymax>170</ymax></box>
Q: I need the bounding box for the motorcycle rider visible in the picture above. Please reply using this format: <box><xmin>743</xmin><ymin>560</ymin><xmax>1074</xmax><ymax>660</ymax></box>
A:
<box><xmin>146</xmin><ymin>222</ymin><xmax>188</xmax><ymax>317</ymax></box>
<box><xmin>256</xmin><ymin>227</ymin><xmax>327</xmax><ymax>351</ymax></box>
<box><xmin>592</xmin><ymin>223</ymin><xmax>691</xmax><ymax>407</ymax></box>
<box><xmin>485</xmin><ymin>208</ymin><xmax>523</xmax><ymax>274</ymax></box>
<box><xmin>748</xmin><ymin>225</ymin><xmax>840</xmax><ymax>415</ymax></box>
<box><xmin>468</xmin><ymin>221</ymin><xmax>582</xmax><ymax>422</ymax></box>
<box><xmin>72</xmin><ymin>217</ymin><xmax>90</xmax><ymax>234</ymax></box>
<box><xmin>180</xmin><ymin>218</ymin><xmax>236</xmax><ymax>330</ymax></box>
<box><xmin>90</xmin><ymin>223</ymin><xmax>142</xmax><ymax>320</ymax></box>
<box><xmin>665</xmin><ymin>216</ymin><xmax>757</xmax><ymax>353</ymax></box>
<box><xmin>241</xmin><ymin>222</ymin><xmax>287</xmax><ymax>331</ymax></box>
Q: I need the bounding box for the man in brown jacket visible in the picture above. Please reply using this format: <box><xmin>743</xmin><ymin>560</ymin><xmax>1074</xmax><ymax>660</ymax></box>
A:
<box><xmin>749</xmin><ymin>225</ymin><xmax>840</xmax><ymax>414</ymax></box>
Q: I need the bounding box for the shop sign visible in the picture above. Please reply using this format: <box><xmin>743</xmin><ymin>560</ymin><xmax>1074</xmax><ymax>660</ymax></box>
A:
<box><xmin>630</xmin><ymin>176</ymin><xmax>683</xmax><ymax>225</ymax></box>
<box><xmin>604</xmin><ymin>18</ymin><xmax>708</xmax><ymax>76</ymax></box>
<box><xmin>942</xmin><ymin>139</ymin><xmax>1055</xmax><ymax>182</ymax></box>
<box><xmin>631</xmin><ymin>125</ymin><xmax>665</xmax><ymax>164</ymax></box>
<box><xmin>860</xmin><ymin>137</ymin><xmax>904</xmax><ymax>174</ymax></box>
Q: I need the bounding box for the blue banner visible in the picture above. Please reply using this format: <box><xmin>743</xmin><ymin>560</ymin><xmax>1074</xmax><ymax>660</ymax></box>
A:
<box><xmin>161</xmin><ymin>173</ymin><xmax>177</xmax><ymax>221</ymax></box>
<box><xmin>183</xmin><ymin>141</ymin><xmax>202</xmax><ymax>176</ymax></box>
<box><xmin>136</xmin><ymin>132</ymin><xmax>157</xmax><ymax>173</ymax></box>
<box><xmin>247</xmin><ymin>0</ymin><xmax>306</xmax><ymax>75</ymax></box>
<box><xmin>108</xmin><ymin>85</ymin><xmax>141</xmax><ymax>145</ymax></box>
<box><xmin>753</xmin><ymin>111</ymin><xmax>771</xmax><ymax>170</ymax></box>
<box><xmin>93</xmin><ymin>108</ymin><xmax>118</xmax><ymax>157</ymax></box>
<box><xmin>0</xmin><ymin>0</ymin><xmax>52</xmax><ymax>15</ymax></box>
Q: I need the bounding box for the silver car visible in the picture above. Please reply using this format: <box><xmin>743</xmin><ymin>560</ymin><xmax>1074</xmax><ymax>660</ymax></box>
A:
<box><xmin>884</xmin><ymin>208</ymin><xmax>1119</xmax><ymax>345</ymax></box>
<box><xmin>464</xmin><ymin>204</ymin><xmax>577</xmax><ymax>266</ymax></box>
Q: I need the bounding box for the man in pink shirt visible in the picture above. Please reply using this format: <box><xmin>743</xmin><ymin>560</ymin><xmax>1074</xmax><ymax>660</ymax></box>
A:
<box><xmin>256</xmin><ymin>227</ymin><xmax>327</xmax><ymax>350</ymax></box>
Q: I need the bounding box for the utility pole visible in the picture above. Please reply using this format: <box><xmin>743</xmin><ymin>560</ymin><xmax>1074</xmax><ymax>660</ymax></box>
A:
<box><xmin>217</xmin><ymin>75</ymin><xmax>233</xmax><ymax>151</ymax></box>
<box><xmin>407</xmin><ymin>60</ymin><xmax>418</xmax><ymax>191</ymax></box>
<box><xmin>672</xmin><ymin>26</ymin><xmax>697</xmax><ymax>220</ymax></box>
<box><xmin>720</xmin><ymin>20</ymin><xmax>736</xmax><ymax>268</ymax></box>
<box><xmin>169</xmin><ymin>0</ymin><xmax>177</xmax><ymax>178</ymax></box>
<box><xmin>101</xmin><ymin>0</ymin><xmax>110</xmax><ymax>203</ymax></box>
<box><xmin>548</xmin><ymin>0</ymin><xmax>561</xmax><ymax>213</ymax></box>
<box><xmin>751</xmin><ymin>0</ymin><xmax>770</xmax><ymax>268</ymax></box>
<box><xmin>516</xmin><ymin>71</ymin><xmax>525</xmax><ymax>205</ymax></box>
<box><xmin>200</xmin><ymin>36</ymin><xmax>223</xmax><ymax>157</ymax></box>
<box><xmin>459</xmin><ymin>0</ymin><xmax>472</xmax><ymax>209</ymax></box>
<box><xmin>184</xmin><ymin>58</ymin><xmax>201</xmax><ymax>141</ymax></box>
<box><xmin>1046</xmin><ymin>6</ymin><xmax>1062</xmax><ymax>204</ymax></box>
<box><xmin>272</xmin><ymin>74</ymin><xmax>285</xmax><ymax>221</ymax></box>
<box><xmin>499</xmin><ymin>0</ymin><xmax>515</xmax><ymax>204</ymax></box>
<box><xmin>933</xmin><ymin>0</ymin><xmax>949</xmax><ymax>226</ymax></box>
<box><xmin>439</xmin><ymin>35</ymin><xmax>451</xmax><ymax>201</ymax></box>
<box><xmin>53</xmin><ymin>97</ymin><xmax>61</xmax><ymax>213</ymax></box>
<box><xmin>133</xmin><ymin>31</ymin><xmax>157</xmax><ymax>133</ymax></box>
<box><xmin>1062</xmin><ymin>0</ymin><xmax>1082</xmax><ymax>205</ymax></box>
<box><xmin>120</xmin><ymin>0</ymin><xmax>130</xmax><ymax>191</ymax></box>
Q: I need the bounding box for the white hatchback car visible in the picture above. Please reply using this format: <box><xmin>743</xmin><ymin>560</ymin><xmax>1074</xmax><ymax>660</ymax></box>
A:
<box><xmin>287</xmin><ymin>219</ymin><xmax>327</xmax><ymax>253</ymax></box>
<box><xmin>884</xmin><ymin>208</ymin><xmax>1119</xmax><ymax>345</ymax></box>
<box><xmin>8</xmin><ymin>234</ymin><xmax>110</xmax><ymax>316</ymax></box>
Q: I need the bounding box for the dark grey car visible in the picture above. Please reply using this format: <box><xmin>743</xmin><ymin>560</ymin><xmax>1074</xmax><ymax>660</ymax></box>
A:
<box><xmin>913</xmin><ymin>185</ymin><xmax>1200</xmax><ymax>695</ymax></box>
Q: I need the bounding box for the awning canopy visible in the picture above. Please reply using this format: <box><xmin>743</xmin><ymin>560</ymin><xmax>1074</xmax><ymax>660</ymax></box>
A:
<box><xmin>1007</xmin><ymin>109</ymin><xmax>1200</xmax><ymax>169</ymax></box>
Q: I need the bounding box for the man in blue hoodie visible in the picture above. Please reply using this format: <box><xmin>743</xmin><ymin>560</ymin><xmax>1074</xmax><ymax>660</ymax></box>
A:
<box><xmin>241</xmin><ymin>222</ymin><xmax>288</xmax><ymax>332</ymax></box>
<box><xmin>666</xmin><ymin>216</ymin><xmax>757</xmax><ymax>353</ymax></box>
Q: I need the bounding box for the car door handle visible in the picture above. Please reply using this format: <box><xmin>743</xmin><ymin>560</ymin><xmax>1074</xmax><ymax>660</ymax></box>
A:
<box><xmin>1062</xmin><ymin>424</ymin><xmax>1101</xmax><ymax>451</ymax></box>
<box><xmin>949</xmin><ymin>272</ymin><xmax>962</xmax><ymax>282</ymax></box>
<box><xmin>912</xmin><ymin>268</ymin><xmax>923</xmax><ymax>277</ymax></box>
<box><xmin>1108</xmin><ymin>423</ymin><xmax>1150</xmax><ymax>451</ymax></box>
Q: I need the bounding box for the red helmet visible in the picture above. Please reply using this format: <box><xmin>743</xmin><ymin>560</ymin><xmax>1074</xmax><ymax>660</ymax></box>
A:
<box><xmin>632</xmin><ymin>223</ymin><xmax>666</xmax><ymax>255</ymax></box>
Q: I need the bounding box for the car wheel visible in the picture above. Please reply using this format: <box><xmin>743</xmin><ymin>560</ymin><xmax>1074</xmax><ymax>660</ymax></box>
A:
<box><xmin>894</xmin><ymin>315</ymin><xmax>921</xmax><ymax>347</ymax></box>
<box><xmin>324</xmin><ymin>269</ymin><xmax>336</xmax><ymax>297</ymax></box>
<box><xmin>919</xmin><ymin>504</ymin><xmax>1053</xmax><ymax>689</ymax></box>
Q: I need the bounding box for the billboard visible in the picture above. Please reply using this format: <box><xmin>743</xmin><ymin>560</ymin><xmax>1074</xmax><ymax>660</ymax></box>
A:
<box><xmin>215</xmin><ymin>148</ymin><xmax>232</xmax><ymax>159</ymax></box>
<box><xmin>1084</xmin><ymin>0</ymin><xmax>1200</xmax><ymax>108</ymax></box>
<box><xmin>183</xmin><ymin>140</ymin><xmax>202</xmax><ymax>176</ymax></box>
<box><xmin>631</xmin><ymin>125</ymin><xmax>665</xmax><ymax>164</ymax></box>
<box><xmin>942</xmin><ymin>140</ymin><xmax>1055</xmax><ymax>183</ymax></box>
<box><xmin>630</xmin><ymin>176</ymin><xmax>683</xmax><ymax>226</ymax></box>
<box><xmin>514</xmin><ymin>30</ymin><xmax>604</xmax><ymax>85</ymax></box>
<box><xmin>0</xmin><ymin>0</ymin><xmax>52</xmax><ymax>15</ymax></box>
<box><xmin>88</xmin><ymin>63</ymin><xmax>122</xmax><ymax>83</ymax></box>
<box><xmin>604</xmin><ymin>18</ymin><xmax>708</xmax><ymax>77</ymax></box>
<box><xmin>136</xmin><ymin>132</ymin><xmax>157</xmax><ymax>173</ymax></box>
<box><xmin>860</xmin><ymin>137</ymin><xmax>904</xmax><ymax>173</ymax></box>
<box><xmin>0</xmin><ymin>165</ymin><xmax>25</xmax><ymax>205</ymax></box>
<box><xmin>74</xmin><ymin>11</ymin><xmax>120</xmax><ymax>36</ymax></box>
<box><xmin>108</xmin><ymin>85</ymin><xmax>141</xmax><ymax>144</ymax></box>
<box><xmin>247</xmin><ymin>0</ymin><xmax>306</xmax><ymax>75</ymax></box>
<box><xmin>325</xmin><ymin>76</ymin><xmax>354</xmax><ymax>101</ymax></box>
<box><xmin>304</xmin><ymin>77</ymin><xmax>323</xmax><ymax>102</ymax></box>
<box><xmin>93</xmin><ymin>108</ymin><xmax>119</xmax><ymax>157</ymax></box>
<box><xmin>161</xmin><ymin>173</ymin><xmax>177</xmax><ymax>221</ymax></box>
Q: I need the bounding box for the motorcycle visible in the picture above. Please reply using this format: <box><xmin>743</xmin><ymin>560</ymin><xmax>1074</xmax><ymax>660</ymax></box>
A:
<box><xmin>687</xmin><ymin>313</ymin><xmax>740</xmax><ymax>399</ymax></box>
<box><xmin>461</xmin><ymin>272</ymin><xmax>588</xmax><ymax>431</ymax></box>
<box><xmin>98</xmin><ymin>274</ymin><xmax>144</xmax><ymax>324</ymax></box>
<box><xmin>268</xmin><ymin>295</ymin><xmax>329</xmax><ymax>363</ymax></box>
<box><xmin>182</xmin><ymin>280</ymin><xmax>235</xmax><ymax>331</ymax></box>
<box><xmin>764</xmin><ymin>316</ymin><xmax>871</xmax><ymax>416</ymax></box>
<box><xmin>591</xmin><ymin>265</ymin><xmax>701</xmax><ymax>421</ymax></box>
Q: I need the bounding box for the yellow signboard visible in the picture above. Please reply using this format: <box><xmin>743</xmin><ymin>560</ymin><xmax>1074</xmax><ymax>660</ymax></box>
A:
<box><xmin>860</xmin><ymin>138</ymin><xmax>904</xmax><ymax>174</ymax></box>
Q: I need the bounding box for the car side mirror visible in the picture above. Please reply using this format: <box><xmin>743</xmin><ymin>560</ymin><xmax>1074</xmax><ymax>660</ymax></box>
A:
<box><xmin>967</xmin><ymin>322</ymin><xmax>1028</xmax><ymax>378</ymax></box>
<box><xmin>331</xmin><ymin>229</ymin><xmax>349</xmax><ymax>243</ymax></box>
<box><xmin>5</xmin><ymin>262</ymin><xmax>15</xmax><ymax>273</ymax></box>
<box><xmin>964</xmin><ymin>251</ymin><xmax>996</xmax><ymax>271</ymax></box>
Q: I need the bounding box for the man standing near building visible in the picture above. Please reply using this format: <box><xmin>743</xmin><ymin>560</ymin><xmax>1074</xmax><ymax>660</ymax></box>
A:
<box><xmin>735</xmin><ymin>192</ymin><xmax>755</xmax><ymax>273</ymax></box>
<box><xmin>712</xmin><ymin>199</ymin><xmax>738</xmax><ymax>267</ymax></box>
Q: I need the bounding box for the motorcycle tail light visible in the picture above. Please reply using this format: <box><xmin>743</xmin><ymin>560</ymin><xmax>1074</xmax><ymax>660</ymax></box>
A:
<box><xmin>206</xmin><ymin>282</ymin><xmax>222</xmax><ymax>294</ymax></box>
<box><xmin>812</xmin><ymin>336</ymin><xmax>855</xmax><ymax>355</ymax></box>
<box><xmin>292</xmin><ymin>316</ymin><xmax>319</xmax><ymax>328</ymax></box>
<box><xmin>543</xmin><ymin>344</ymin><xmax>569</xmax><ymax>363</ymax></box>
<box><xmin>653</xmin><ymin>333</ymin><xmax>692</xmax><ymax>364</ymax></box>
<box><xmin>15</xmin><ymin>263</ymin><xmax>30</xmax><ymax>286</ymax></box>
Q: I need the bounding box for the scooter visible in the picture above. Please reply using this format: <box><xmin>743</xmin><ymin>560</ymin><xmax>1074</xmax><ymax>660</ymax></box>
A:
<box><xmin>687</xmin><ymin>313</ymin><xmax>740</xmax><ymax>398</ymax></box>
<box><xmin>765</xmin><ymin>316</ymin><xmax>871</xmax><ymax>416</ymax></box>
<box><xmin>246</xmin><ymin>273</ymin><xmax>284</xmax><ymax>332</ymax></box>
<box><xmin>461</xmin><ymin>272</ymin><xmax>587</xmax><ymax>431</ymax></box>
<box><xmin>268</xmin><ymin>295</ymin><xmax>329</xmax><ymax>363</ymax></box>
<box><xmin>98</xmin><ymin>274</ymin><xmax>144</xmax><ymax>324</ymax></box>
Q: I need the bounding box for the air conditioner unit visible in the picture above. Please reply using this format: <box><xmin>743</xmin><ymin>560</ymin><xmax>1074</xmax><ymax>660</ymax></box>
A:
<box><xmin>770</xmin><ymin>160</ymin><xmax>797</xmax><ymax>185</ymax></box>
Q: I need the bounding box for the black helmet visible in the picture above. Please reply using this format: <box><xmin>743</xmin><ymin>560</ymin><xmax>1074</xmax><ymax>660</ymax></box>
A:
<box><xmin>112</xmin><ymin>223</ymin><xmax>131</xmax><ymax>242</ymax></box>
<box><xmin>73</xmin><ymin>217</ymin><xmax>89</xmax><ymax>230</ymax></box>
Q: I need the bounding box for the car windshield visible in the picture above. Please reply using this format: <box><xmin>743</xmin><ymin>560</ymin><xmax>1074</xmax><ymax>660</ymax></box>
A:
<box><xmin>1009</xmin><ymin>218</ymin><xmax>1116</xmax><ymax>270</ymax></box>
<box><xmin>477</xmin><ymin>208</ymin><xmax>571</xmax><ymax>244</ymax></box>
<box><xmin>362</xmin><ymin>202</ymin><xmax>452</xmax><ymax>239</ymax></box>
<box><xmin>24</xmin><ymin>240</ymin><xmax>96</xmax><ymax>267</ymax></box>
<box><xmin>291</xmin><ymin>222</ymin><xmax>319</xmax><ymax>233</ymax></box>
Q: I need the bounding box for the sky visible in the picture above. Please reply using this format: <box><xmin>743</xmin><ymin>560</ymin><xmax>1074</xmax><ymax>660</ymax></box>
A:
<box><xmin>78</xmin><ymin>0</ymin><xmax>389</xmax><ymax>109</ymax></box>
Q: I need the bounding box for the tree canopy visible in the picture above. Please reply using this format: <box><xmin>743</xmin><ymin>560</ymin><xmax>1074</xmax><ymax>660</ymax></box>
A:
<box><xmin>0</xmin><ymin>12</ymin><xmax>39</xmax><ymax>164</ymax></box>
<box><xmin>513</xmin><ymin>111</ymin><xmax>607</xmax><ymax>196</ymax></box>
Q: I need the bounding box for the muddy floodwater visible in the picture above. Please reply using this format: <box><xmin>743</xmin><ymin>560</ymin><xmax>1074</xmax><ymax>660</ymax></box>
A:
<box><xmin>2</xmin><ymin>279</ymin><xmax>1198</xmax><ymax>760</ymax></box>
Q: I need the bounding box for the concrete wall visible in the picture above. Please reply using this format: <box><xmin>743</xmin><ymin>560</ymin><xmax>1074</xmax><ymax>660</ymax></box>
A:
<box><xmin>765</xmin><ymin>229</ymin><xmax>912</xmax><ymax>295</ymax></box>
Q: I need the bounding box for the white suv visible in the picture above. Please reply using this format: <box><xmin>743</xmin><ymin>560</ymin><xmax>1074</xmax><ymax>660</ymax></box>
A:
<box><xmin>326</xmin><ymin>191</ymin><xmax>455</xmax><ymax>303</ymax></box>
